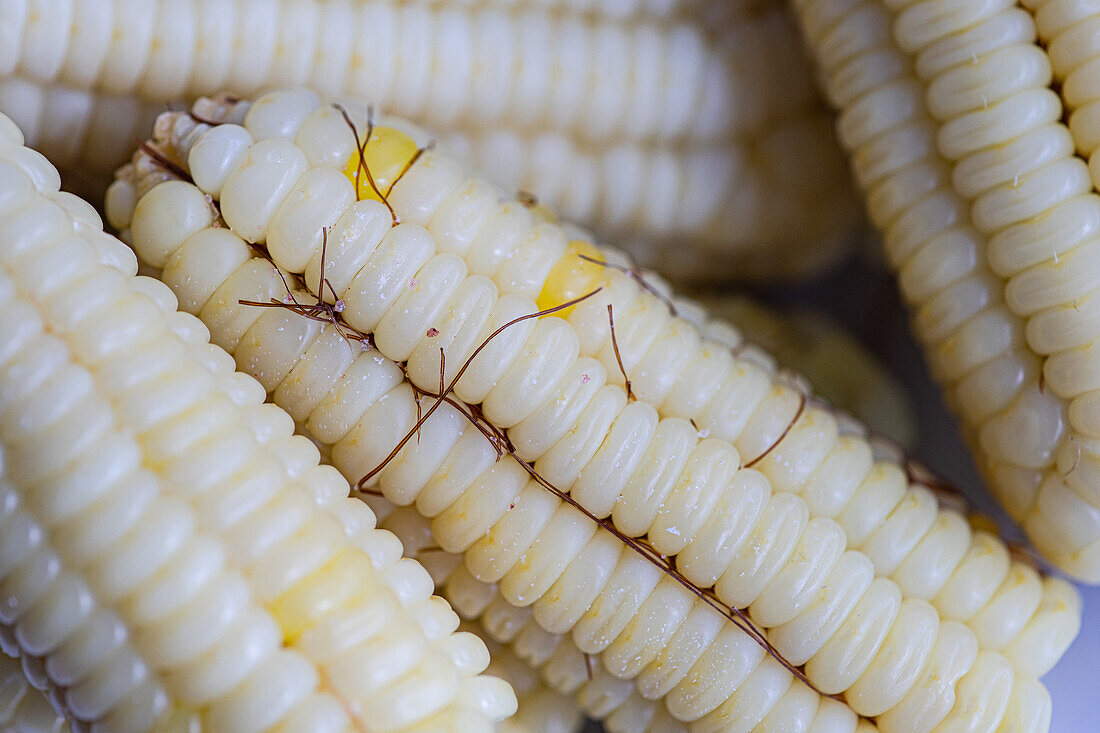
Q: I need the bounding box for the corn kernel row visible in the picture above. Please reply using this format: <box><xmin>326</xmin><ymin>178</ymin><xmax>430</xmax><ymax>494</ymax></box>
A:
<box><xmin>0</xmin><ymin>111</ymin><xmax>514</xmax><ymax>732</ymax></box>
<box><xmin>291</xmin><ymin>497</ymin><xmax>587</xmax><ymax>733</ymax></box>
<box><xmin>387</xmin><ymin>499</ymin><xmax>1052</xmax><ymax>733</ymax></box>
<box><xmin>1025</xmin><ymin>0</ymin><xmax>1100</xmax><ymax>171</ymax></box>
<box><xmin>787</xmin><ymin>0</ymin><xmax>1100</xmax><ymax>579</ymax></box>
<box><xmin>376</xmin><ymin>501</ymin><xmax>865</xmax><ymax>733</ymax></box>
<box><xmin>111</xmin><ymin>90</ymin><xmax>1079</xmax><ymax>729</ymax></box>
<box><xmin>3</xmin><ymin>0</ymin><xmax>862</xmax><ymax>282</ymax></box>
<box><xmin>3</xmin><ymin>0</ymin><xmax>728</xmax><ymax>144</ymax></box>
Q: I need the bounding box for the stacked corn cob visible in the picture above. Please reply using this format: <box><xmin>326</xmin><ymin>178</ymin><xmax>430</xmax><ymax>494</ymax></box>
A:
<box><xmin>786</xmin><ymin>0</ymin><xmax>1100</xmax><ymax>580</ymax></box>
<box><xmin>110</xmin><ymin>89</ymin><xmax>1081</xmax><ymax>731</ymax></box>
<box><xmin>0</xmin><ymin>0</ymin><xmax>860</xmax><ymax>281</ymax></box>
<box><xmin>0</xmin><ymin>110</ymin><xmax>518</xmax><ymax>731</ymax></box>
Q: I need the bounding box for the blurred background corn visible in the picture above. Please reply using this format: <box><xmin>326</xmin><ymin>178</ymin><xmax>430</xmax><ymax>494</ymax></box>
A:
<box><xmin>691</xmin><ymin>295</ymin><xmax>917</xmax><ymax>448</ymax></box>
<box><xmin>0</xmin><ymin>0</ymin><xmax>862</xmax><ymax>282</ymax></box>
<box><xmin>108</xmin><ymin>90</ymin><xmax>1081</xmax><ymax>731</ymax></box>
<box><xmin>0</xmin><ymin>76</ymin><xmax>163</xmax><ymax>200</ymax></box>
<box><xmin>0</xmin><ymin>111</ymin><xmax>516</xmax><ymax>732</ymax></box>
<box><xmin>484</xmin><ymin>641</ymin><xmax>586</xmax><ymax>733</ymax></box>
<box><xmin>786</xmin><ymin>0</ymin><xmax>1100</xmax><ymax>581</ymax></box>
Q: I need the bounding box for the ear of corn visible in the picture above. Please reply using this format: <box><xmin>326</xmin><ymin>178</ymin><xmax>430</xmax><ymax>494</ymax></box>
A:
<box><xmin>786</xmin><ymin>0</ymin><xmax>1100</xmax><ymax>580</ymax></box>
<box><xmin>0</xmin><ymin>0</ymin><xmax>861</xmax><ymax>281</ymax></box>
<box><xmin>0</xmin><ymin>110</ymin><xmax>516</xmax><ymax>732</ymax></box>
<box><xmin>111</xmin><ymin>90</ymin><xmax>1080</xmax><ymax>731</ymax></box>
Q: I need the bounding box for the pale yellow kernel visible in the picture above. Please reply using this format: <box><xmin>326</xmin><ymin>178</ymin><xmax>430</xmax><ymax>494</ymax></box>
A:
<box><xmin>535</xmin><ymin>240</ymin><xmax>608</xmax><ymax>316</ymax></box>
<box><xmin>342</xmin><ymin>126</ymin><xmax>421</xmax><ymax>203</ymax></box>
<box><xmin>269</xmin><ymin>546</ymin><xmax>375</xmax><ymax>642</ymax></box>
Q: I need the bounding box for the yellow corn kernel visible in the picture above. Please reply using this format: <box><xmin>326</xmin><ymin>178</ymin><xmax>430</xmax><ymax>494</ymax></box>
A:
<box><xmin>536</xmin><ymin>240</ymin><xmax>608</xmax><ymax>315</ymax></box>
<box><xmin>343</xmin><ymin>126</ymin><xmax>421</xmax><ymax>203</ymax></box>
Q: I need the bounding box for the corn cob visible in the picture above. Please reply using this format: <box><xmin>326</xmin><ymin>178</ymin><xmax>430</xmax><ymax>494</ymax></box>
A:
<box><xmin>112</xmin><ymin>90</ymin><xmax>1079</xmax><ymax>731</ymax></box>
<box><xmin>2</xmin><ymin>0</ymin><xmax>860</xmax><ymax>281</ymax></box>
<box><xmin>0</xmin><ymin>111</ymin><xmax>516</xmax><ymax>732</ymax></box>
<box><xmin>119</xmin><ymin>222</ymin><xmax>877</xmax><ymax>733</ymax></box>
<box><xmin>783</xmin><ymin>0</ymin><xmax>1100</xmax><ymax>580</ymax></box>
<box><xmin>690</xmin><ymin>295</ymin><xmax>917</xmax><ymax>448</ymax></box>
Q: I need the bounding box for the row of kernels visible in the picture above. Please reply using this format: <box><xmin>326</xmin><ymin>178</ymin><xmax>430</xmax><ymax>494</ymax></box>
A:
<box><xmin>4</xmin><ymin>0</ymin><xmax>731</xmax><ymax>143</ymax></box>
<box><xmin>386</xmin><ymin>505</ymin><xmax>866</xmax><ymax>733</ymax></box>
<box><xmin>888</xmin><ymin>0</ymin><xmax>1100</xmax><ymax>573</ymax></box>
